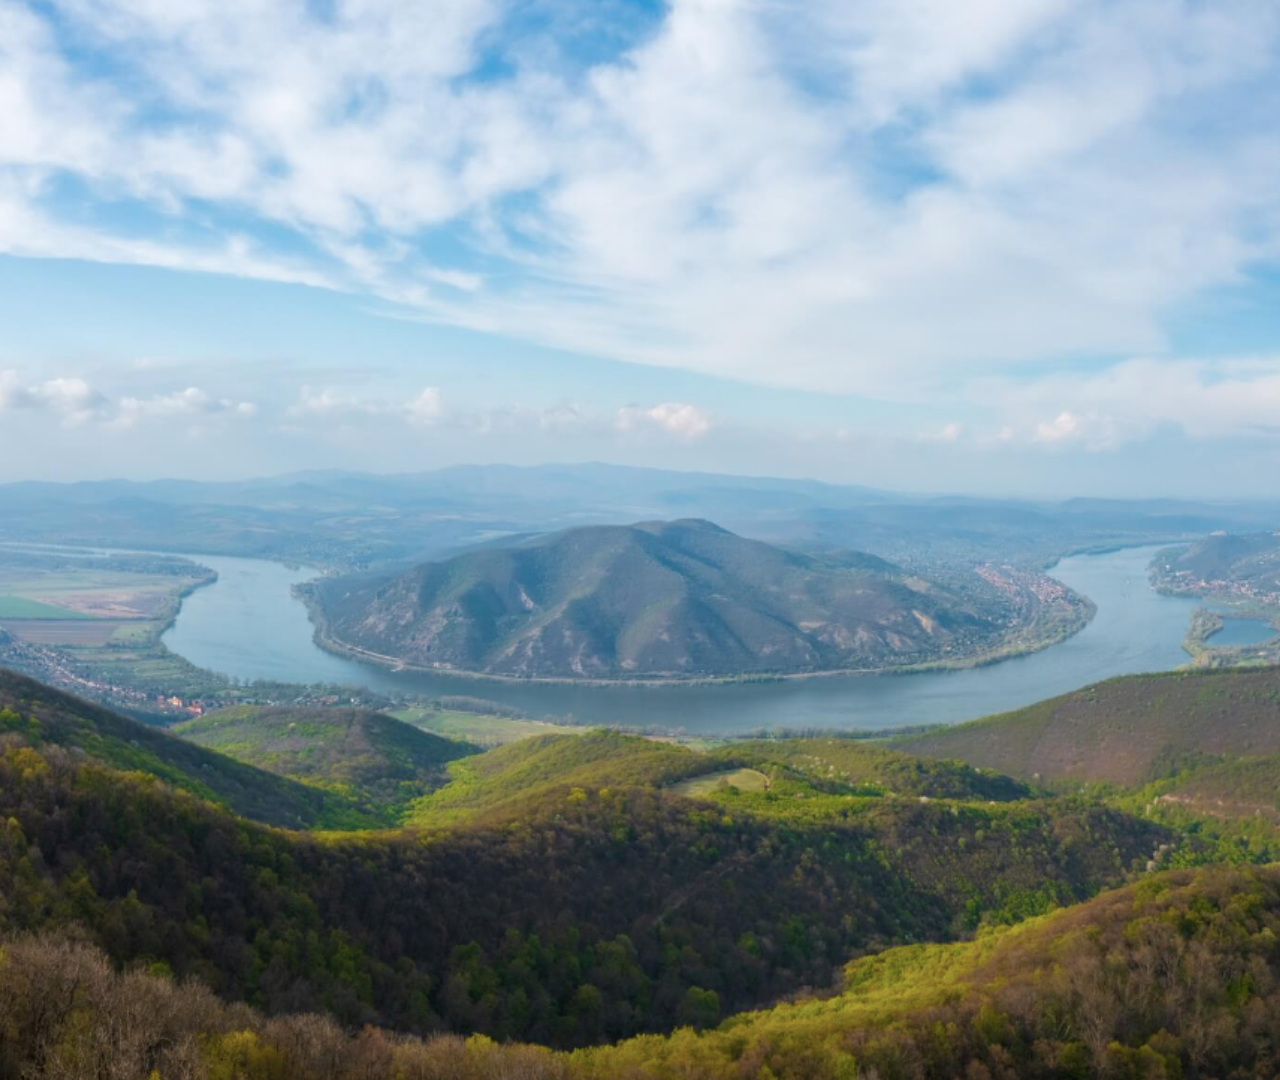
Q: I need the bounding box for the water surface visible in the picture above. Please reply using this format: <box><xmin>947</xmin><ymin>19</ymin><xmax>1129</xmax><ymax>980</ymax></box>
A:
<box><xmin>1207</xmin><ymin>617</ymin><xmax>1276</xmax><ymax>648</ymax></box>
<box><xmin>163</xmin><ymin>545</ymin><xmax>1201</xmax><ymax>733</ymax></box>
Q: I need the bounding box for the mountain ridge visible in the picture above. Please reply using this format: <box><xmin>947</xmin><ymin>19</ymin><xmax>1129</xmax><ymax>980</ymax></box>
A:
<box><xmin>308</xmin><ymin>518</ymin><xmax>1006</xmax><ymax>680</ymax></box>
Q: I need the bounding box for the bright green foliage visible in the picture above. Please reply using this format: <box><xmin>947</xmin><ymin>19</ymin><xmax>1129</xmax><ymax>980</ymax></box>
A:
<box><xmin>7</xmin><ymin>866</ymin><xmax>1280</xmax><ymax>1078</ymax></box>
<box><xmin>711</xmin><ymin>737</ymin><xmax>1033</xmax><ymax>800</ymax></box>
<box><xmin>406</xmin><ymin>730</ymin><xmax>714</xmax><ymax>827</ymax></box>
<box><xmin>0</xmin><ymin>730</ymin><xmax>1164</xmax><ymax>1047</ymax></box>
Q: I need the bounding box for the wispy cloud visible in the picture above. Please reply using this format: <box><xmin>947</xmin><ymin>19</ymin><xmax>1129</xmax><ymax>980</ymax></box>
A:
<box><xmin>0</xmin><ymin>0</ymin><xmax>1276</xmax><ymax>398</ymax></box>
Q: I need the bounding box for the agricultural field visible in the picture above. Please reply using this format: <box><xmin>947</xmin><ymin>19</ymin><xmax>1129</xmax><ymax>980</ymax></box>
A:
<box><xmin>0</xmin><ymin>544</ymin><xmax>221</xmax><ymax>710</ymax></box>
<box><xmin>0</xmin><ymin>546</ymin><xmax>214</xmax><ymax>644</ymax></box>
<box><xmin>0</xmin><ymin>595</ymin><xmax>96</xmax><ymax>620</ymax></box>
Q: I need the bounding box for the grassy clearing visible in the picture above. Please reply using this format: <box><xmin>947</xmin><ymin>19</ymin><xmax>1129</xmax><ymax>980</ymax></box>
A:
<box><xmin>391</xmin><ymin>706</ymin><xmax>585</xmax><ymax>746</ymax></box>
<box><xmin>669</xmin><ymin>767</ymin><xmax>770</xmax><ymax>797</ymax></box>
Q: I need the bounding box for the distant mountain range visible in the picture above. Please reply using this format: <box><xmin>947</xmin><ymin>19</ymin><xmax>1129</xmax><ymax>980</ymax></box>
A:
<box><xmin>308</xmin><ymin>518</ymin><xmax>1005</xmax><ymax>680</ymax></box>
<box><xmin>2</xmin><ymin>462</ymin><xmax>1277</xmax><ymax>571</ymax></box>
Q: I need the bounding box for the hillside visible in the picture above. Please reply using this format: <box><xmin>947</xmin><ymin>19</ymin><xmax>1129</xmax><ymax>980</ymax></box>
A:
<box><xmin>0</xmin><ymin>669</ymin><xmax>377</xmax><ymax>828</ymax></box>
<box><xmin>716</xmin><ymin>737</ymin><xmax>1034</xmax><ymax>801</ymax></box>
<box><xmin>896</xmin><ymin>667</ymin><xmax>1280</xmax><ymax>785</ymax></box>
<box><xmin>1155</xmin><ymin>532</ymin><xmax>1280</xmax><ymax>588</ymax></box>
<box><xmin>308</xmin><ymin>519</ymin><xmax>1009</xmax><ymax>680</ymax></box>
<box><xmin>174</xmin><ymin>705</ymin><xmax>474</xmax><ymax>817</ymax></box>
<box><xmin>1138</xmin><ymin>750</ymin><xmax>1280</xmax><ymax>824</ymax></box>
<box><xmin>7</xmin><ymin>864</ymin><xmax>1280</xmax><ymax>1078</ymax></box>
<box><xmin>405</xmin><ymin>731</ymin><xmax>1035</xmax><ymax>830</ymax></box>
<box><xmin>0</xmin><ymin>699</ymin><xmax>1168</xmax><ymax>1047</ymax></box>
<box><xmin>406</xmin><ymin>730</ymin><xmax>714</xmax><ymax>827</ymax></box>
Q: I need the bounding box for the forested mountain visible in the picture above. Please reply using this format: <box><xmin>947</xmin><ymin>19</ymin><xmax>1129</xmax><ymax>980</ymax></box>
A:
<box><xmin>0</xmin><ymin>674</ymin><xmax>1174</xmax><ymax>1048</ymax></box>
<box><xmin>175</xmin><ymin>705</ymin><xmax>474</xmax><ymax>818</ymax></box>
<box><xmin>0</xmin><ymin>733</ymin><xmax>1168</xmax><ymax>1046</ymax></box>
<box><xmin>9</xmin><ymin>665</ymin><xmax>1280</xmax><ymax>1073</ymax></box>
<box><xmin>309</xmin><ymin>519</ymin><xmax>1004</xmax><ymax>679</ymax></box>
<box><xmin>7</xmin><ymin>865</ymin><xmax>1280</xmax><ymax>1078</ymax></box>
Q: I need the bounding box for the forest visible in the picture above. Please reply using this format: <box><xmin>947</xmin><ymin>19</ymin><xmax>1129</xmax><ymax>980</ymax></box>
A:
<box><xmin>4</xmin><ymin>667</ymin><xmax>1280</xmax><ymax>1077</ymax></box>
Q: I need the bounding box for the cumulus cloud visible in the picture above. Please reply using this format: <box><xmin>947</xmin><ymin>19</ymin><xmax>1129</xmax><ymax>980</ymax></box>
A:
<box><xmin>113</xmin><ymin>387</ymin><xmax>256</xmax><ymax>429</ymax></box>
<box><xmin>404</xmin><ymin>388</ymin><xmax>445</xmax><ymax>426</ymax></box>
<box><xmin>0</xmin><ymin>370</ymin><xmax>254</xmax><ymax>429</ymax></box>
<box><xmin>0</xmin><ymin>370</ymin><xmax>107</xmax><ymax>425</ymax></box>
<box><xmin>616</xmin><ymin>402</ymin><xmax>712</xmax><ymax>440</ymax></box>
<box><xmin>290</xmin><ymin>385</ymin><xmax>447</xmax><ymax>426</ymax></box>
<box><xmin>0</xmin><ymin>0</ymin><xmax>1277</xmax><ymax>396</ymax></box>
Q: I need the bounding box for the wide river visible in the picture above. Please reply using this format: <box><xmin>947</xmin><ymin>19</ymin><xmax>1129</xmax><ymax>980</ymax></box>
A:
<box><xmin>161</xmin><ymin>544</ymin><xmax>1208</xmax><ymax>734</ymax></box>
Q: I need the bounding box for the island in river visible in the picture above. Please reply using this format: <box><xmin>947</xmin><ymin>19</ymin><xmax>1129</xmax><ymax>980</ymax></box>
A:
<box><xmin>302</xmin><ymin>519</ymin><xmax>1094</xmax><ymax>684</ymax></box>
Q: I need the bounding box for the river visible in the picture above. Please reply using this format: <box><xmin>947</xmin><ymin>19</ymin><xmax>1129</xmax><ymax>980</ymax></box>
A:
<box><xmin>159</xmin><ymin>544</ymin><xmax>1208</xmax><ymax>733</ymax></box>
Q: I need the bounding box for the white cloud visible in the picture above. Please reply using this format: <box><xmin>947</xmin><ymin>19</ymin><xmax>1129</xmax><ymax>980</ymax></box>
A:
<box><xmin>0</xmin><ymin>0</ymin><xmax>1278</xmax><ymax>398</ymax></box>
<box><xmin>616</xmin><ymin>402</ymin><xmax>712</xmax><ymax>440</ymax></box>
<box><xmin>0</xmin><ymin>369</ymin><xmax>254</xmax><ymax>428</ymax></box>
<box><xmin>922</xmin><ymin>422</ymin><xmax>963</xmax><ymax>443</ymax></box>
<box><xmin>290</xmin><ymin>385</ymin><xmax>447</xmax><ymax>426</ymax></box>
<box><xmin>991</xmin><ymin>356</ymin><xmax>1280</xmax><ymax>450</ymax></box>
<box><xmin>0</xmin><ymin>370</ymin><xmax>106</xmax><ymax>425</ymax></box>
<box><xmin>113</xmin><ymin>387</ymin><xmax>256</xmax><ymax>429</ymax></box>
<box><xmin>404</xmin><ymin>387</ymin><xmax>445</xmax><ymax>426</ymax></box>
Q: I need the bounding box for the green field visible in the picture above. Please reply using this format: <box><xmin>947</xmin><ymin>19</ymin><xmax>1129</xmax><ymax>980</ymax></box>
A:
<box><xmin>668</xmin><ymin>766</ymin><xmax>770</xmax><ymax>796</ymax></box>
<box><xmin>391</xmin><ymin>706</ymin><xmax>585</xmax><ymax>746</ymax></box>
<box><xmin>0</xmin><ymin>594</ymin><xmax>95</xmax><ymax>619</ymax></box>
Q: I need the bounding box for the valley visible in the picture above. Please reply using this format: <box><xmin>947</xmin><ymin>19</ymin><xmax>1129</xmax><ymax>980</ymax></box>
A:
<box><xmin>3</xmin><ymin>473</ymin><xmax>1280</xmax><ymax>1079</ymax></box>
<box><xmin>7</xmin><ymin>3</ymin><xmax>1280</xmax><ymax>1072</ymax></box>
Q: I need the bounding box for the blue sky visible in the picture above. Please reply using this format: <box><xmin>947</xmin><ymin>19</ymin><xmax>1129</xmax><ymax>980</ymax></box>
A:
<box><xmin>1</xmin><ymin>0</ymin><xmax>1279</xmax><ymax>496</ymax></box>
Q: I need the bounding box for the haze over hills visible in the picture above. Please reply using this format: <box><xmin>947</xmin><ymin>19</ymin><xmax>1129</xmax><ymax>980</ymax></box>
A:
<box><xmin>308</xmin><ymin>518</ymin><xmax>1011</xmax><ymax>679</ymax></box>
<box><xmin>2</xmin><ymin>463</ymin><xmax>1277</xmax><ymax>571</ymax></box>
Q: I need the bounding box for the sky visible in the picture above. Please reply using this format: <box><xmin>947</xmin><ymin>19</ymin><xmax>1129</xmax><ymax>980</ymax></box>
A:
<box><xmin>2</xmin><ymin>0</ymin><xmax>1280</xmax><ymax>497</ymax></box>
